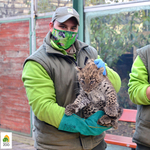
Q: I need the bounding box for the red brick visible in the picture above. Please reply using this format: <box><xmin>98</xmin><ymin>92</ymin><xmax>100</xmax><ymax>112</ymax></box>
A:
<box><xmin>0</xmin><ymin>20</ymin><xmax>30</xmax><ymax>134</ymax></box>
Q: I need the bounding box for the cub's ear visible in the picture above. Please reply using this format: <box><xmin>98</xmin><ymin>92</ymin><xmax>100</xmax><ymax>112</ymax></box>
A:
<box><xmin>75</xmin><ymin>66</ymin><xmax>82</xmax><ymax>72</ymax></box>
<box><xmin>98</xmin><ymin>67</ymin><xmax>104</xmax><ymax>75</ymax></box>
<box><xmin>75</xmin><ymin>67</ymin><xmax>82</xmax><ymax>79</ymax></box>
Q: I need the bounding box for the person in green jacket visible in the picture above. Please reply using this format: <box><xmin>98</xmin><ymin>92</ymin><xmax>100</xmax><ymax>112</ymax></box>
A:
<box><xmin>128</xmin><ymin>45</ymin><xmax>150</xmax><ymax>150</ymax></box>
<box><xmin>22</xmin><ymin>6</ymin><xmax>121</xmax><ymax>150</ymax></box>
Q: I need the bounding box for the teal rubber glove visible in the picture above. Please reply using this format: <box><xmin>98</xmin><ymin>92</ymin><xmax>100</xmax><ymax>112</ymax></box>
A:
<box><xmin>58</xmin><ymin>110</ymin><xmax>111</xmax><ymax>136</ymax></box>
<box><xmin>94</xmin><ymin>59</ymin><xmax>106</xmax><ymax>76</ymax></box>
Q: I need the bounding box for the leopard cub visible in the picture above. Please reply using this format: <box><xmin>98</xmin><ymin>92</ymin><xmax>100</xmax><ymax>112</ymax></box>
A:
<box><xmin>65</xmin><ymin>59</ymin><xmax>123</xmax><ymax>129</ymax></box>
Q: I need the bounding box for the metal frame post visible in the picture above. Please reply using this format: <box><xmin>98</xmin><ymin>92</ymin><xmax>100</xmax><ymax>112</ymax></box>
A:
<box><xmin>31</xmin><ymin>0</ymin><xmax>37</xmax><ymax>138</ymax></box>
<box><xmin>73</xmin><ymin>0</ymin><xmax>84</xmax><ymax>42</ymax></box>
<box><xmin>31</xmin><ymin>0</ymin><xmax>36</xmax><ymax>53</ymax></box>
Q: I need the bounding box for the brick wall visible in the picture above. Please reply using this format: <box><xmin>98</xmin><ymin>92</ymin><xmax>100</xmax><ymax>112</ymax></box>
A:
<box><xmin>36</xmin><ymin>18</ymin><xmax>51</xmax><ymax>49</ymax></box>
<box><xmin>0</xmin><ymin>17</ymin><xmax>52</xmax><ymax>135</ymax></box>
<box><xmin>0</xmin><ymin>20</ymin><xmax>30</xmax><ymax>134</ymax></box>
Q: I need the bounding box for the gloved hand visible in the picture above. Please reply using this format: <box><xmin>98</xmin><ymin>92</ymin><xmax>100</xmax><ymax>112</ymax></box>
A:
<box><xmin>94</xmin><ymin>59</ymin><xmax>106</xmax><ymax>76</ymax></box>
<box><xmin>58</xmin><ymin>110</ymin><xmax>111</xmax><ymax>136</ymax></box>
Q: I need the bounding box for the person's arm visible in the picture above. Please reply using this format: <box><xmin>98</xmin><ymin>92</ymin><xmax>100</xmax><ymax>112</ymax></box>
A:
<box><xmin>106</xmin><ymin>66</ymin><xmax>121</xmax><ymax>93</ymax></box>
<box><xmin>22</xmin><ymin>61</ymin><xmax>65</xmax><ymax>128</ymax></box>
<box><xmin>128</xmin><ymin>55</ymin><xmax>150</xmax><ymax>105</ymax></box>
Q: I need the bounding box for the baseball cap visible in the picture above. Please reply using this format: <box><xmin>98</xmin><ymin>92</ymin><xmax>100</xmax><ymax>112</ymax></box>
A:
<box><xmin>52</xmin><ymin>7</ymin><xmax>80</xmax><ymax>25</ymax></box>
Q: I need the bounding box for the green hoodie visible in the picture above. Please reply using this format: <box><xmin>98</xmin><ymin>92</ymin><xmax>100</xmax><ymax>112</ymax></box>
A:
<box><xmin>128</xmin><ymin>55</ymin><xmax>150</xmax><ymax>105</ymax></box>
<box><xmin>128</xmin><ymin>44</ymin><xmax>150</xmax><ymax>147</ymax></box>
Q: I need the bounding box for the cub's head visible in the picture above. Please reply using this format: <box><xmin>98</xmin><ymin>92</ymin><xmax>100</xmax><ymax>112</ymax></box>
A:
<box><xmin>76</xmin><ymin>59</ymin><xmax>105</xmax><ymax>93</ymax></box>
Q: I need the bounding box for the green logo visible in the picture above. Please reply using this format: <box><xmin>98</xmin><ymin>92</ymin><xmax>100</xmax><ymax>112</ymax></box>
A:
<box><xmin>3</xmin><ymin>135</ymin><xmax>9</xmax><ymax>142</ymax></box>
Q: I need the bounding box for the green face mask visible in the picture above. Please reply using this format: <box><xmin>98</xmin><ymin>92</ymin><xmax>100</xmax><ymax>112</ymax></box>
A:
<box><xmin>51</xmin><ymin>28</ymin><xmax>78</xmax><ymax>50</ymax></box>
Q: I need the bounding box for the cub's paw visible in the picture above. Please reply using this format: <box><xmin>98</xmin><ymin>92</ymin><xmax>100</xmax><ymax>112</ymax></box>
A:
<box><xmin>65</xmin><ymin>104</ymin><xmax>78</xmax><ymax>116</ymax></box>
<box><xmin>97</xmin><ymin>115</ymin><xmax>118</xmax><ymax>129</ymax></box>
<box><xmin>111</xmin><ymin>120</ymin><xmax>118</xmax><ymax>129</ymax></box>
<box><xmin>117</xmin><ymin>107</ymin><xmax>123</xmax><ymax>118</ymax></box>
<box><xmin>104</xmin><ymin>106</ymin><xmax>118</xmax><ymax>117</ymax></box>
<box><xmin>97</xmin><ymin>115</ymin><xmax>112</xmax><ymax>127</ymax></box>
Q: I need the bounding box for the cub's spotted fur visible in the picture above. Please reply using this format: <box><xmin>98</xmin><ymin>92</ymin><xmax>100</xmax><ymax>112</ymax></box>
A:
<box><xmin>65</xmin><ymin>59</ymin><xmax>123</xmax><ymax>129</ymax></box>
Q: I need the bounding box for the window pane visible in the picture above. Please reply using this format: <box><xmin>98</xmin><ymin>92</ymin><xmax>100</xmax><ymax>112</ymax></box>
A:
<box><xmin>0</xmin><ymin>0</ymin><xmax>30</xmax><ymax>18</ymax></box>
<box><xmin>85</xmin><ymin>4</ymin><xmax>150</xmax><ymax>109</ymax></box>
<box><xmin>37</xmin><ymin>0</ymin><xmax>73</xmax><ymax>14</ymax></box>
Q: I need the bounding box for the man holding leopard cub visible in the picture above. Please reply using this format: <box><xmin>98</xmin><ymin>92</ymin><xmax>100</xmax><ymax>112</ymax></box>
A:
<box><xmin>22</xmin><ymin>6</ymin><xmax>121</xmax><ymax>150</ymax></box>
